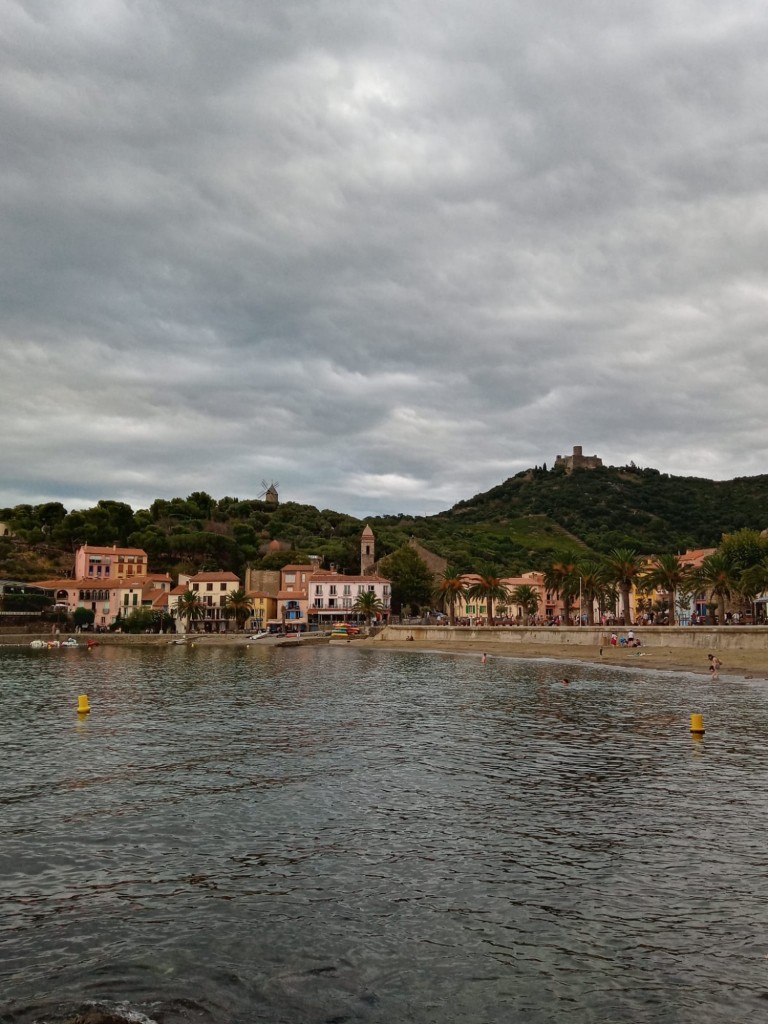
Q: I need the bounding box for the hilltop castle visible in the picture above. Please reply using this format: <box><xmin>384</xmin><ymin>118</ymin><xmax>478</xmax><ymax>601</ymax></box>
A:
<box><xmin>554</xmin><ymin>445</ymin><xmax>603</xmax><ymax>474</ymax></box>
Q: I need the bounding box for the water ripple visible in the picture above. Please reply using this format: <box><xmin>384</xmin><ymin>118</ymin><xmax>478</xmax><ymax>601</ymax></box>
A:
<box><xmin>2</xmin><ymin>645</ymin><xmax>768</xmax><ymax>1023</ymax></box>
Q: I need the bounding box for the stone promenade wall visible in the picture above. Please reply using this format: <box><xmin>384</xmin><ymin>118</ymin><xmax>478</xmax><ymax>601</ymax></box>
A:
<box><xmin>378</xmin><ymin>624</ymin><xmax>768</xmax><ymax>652</ymax></box>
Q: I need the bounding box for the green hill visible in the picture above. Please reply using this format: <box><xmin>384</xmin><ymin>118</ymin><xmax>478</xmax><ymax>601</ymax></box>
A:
<box><xmin>2</xmin><ymin>463</ymin><xmax>768</xmax><ymax>580</ymax></box>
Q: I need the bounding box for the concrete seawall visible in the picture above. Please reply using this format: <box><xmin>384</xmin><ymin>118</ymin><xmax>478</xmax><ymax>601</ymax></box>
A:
<box><xmin>376</xmin><ymin>624</ymin><xmax>768</xmax><ymax>652</ymax></box>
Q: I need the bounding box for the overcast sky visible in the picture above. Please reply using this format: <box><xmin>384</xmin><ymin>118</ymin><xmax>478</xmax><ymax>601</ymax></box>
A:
<box><xmin>2</xmin><ymin>0</ymin><xmax>767</xmax><ymax>518</ymax></box>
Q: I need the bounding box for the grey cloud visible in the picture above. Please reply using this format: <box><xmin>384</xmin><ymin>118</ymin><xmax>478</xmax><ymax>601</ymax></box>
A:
<box><xmin>2</xmin><ymin>0</ymin><xmax>767</xmax><ymax>518</ymax></box>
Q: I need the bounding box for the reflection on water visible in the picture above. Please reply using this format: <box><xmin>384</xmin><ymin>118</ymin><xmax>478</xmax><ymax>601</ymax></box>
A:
<box><xmin>2</xmin><ymin>644</ymin><xmax>768</xmax><ymax>1023</ymax></box>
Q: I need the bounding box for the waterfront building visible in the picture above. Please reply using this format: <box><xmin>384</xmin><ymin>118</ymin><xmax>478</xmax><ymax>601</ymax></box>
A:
<box><xmin>172</xmin><ymin>571</ymin><xmax>242</xmax><ymax>633</ymax></box>
<box><xmin>246</xmin><ymin>591</ymin><xmax>277</xmax><ymax>632</ymax></box>
<box><xmin>33</xmin><ymin>574</ymin><xmax>172</xmax><ymax>628</ymax></box>
<box><xmin>272</xmin><ymin>563</ymin><xmax>315</xmax><ymax>632</ymax></box>
<box><xmin>308</xmin><ymin>570</ymin><xmax>391</xmax><ymax>628</ymax></box>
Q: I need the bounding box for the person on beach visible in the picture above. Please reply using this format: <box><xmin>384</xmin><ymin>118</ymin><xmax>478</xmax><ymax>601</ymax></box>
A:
<box><xmin>481</xmin><ymin>652</ymin><xmax>487</xmax><ymax>665</ymax></box>
<box><xmin>708</xmin><ymin>654</ymin><xmax>721</xmax><ymax>679</ymax></box>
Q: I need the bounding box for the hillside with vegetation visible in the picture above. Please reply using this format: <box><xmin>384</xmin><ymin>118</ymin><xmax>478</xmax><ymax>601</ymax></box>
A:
<box><xmin>2</xmin><ymin>463</ymin><xmax>768</xmax><ymax>582</ymax></box>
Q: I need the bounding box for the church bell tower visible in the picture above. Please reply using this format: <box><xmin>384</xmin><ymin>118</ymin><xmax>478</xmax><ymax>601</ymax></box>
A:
<box><xmin>360</xmin><ymin>524</ymin><xmax>375</xmax><ymax>575</ymax></box>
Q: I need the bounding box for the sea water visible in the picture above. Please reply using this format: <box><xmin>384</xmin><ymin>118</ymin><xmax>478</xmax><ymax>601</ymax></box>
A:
<box><xmin>2</xmin><ymin>643</ymin><xmax>768</xmax><ymax>1024</ymax></box>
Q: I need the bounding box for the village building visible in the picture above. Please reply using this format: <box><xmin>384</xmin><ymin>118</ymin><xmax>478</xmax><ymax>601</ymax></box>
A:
<box><xmin>271</xmin><ymin>563</ymin><xmax>315</xmax><ymax>632</ymax></box>
<box><xmin>246</xmin><ymin>591</ymin><xmax>277</xmax><ymax>632</ymax></box>
<box><xmin>307</xmin><ymin>570</ymin><xmax>391</xmax><ymax>629</ymax></box>
<box><xmin>33</xmin><ymin>574</ymin><xmax>172</xmax><ymax>629</ymax></box>
<box><xmin>74</xmin><ymin>544</ymin><xmax>149</xmax><ymax>580</ymax></box>
<box><xmin>169</xmin><ymin>571</ymin><xmax>242</xmax><ymax>633</ymax></box>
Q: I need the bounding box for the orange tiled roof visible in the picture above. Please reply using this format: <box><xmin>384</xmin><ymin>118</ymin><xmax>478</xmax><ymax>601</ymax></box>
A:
<box><xmin>677</xmin><ymin>548</ymin><xmax>716</xmax><ymax>568</ymax></box>
<box><xmin>79</xmin><ymin>545</ymin><xmax>148</xmax><ymax>557</ymax></box>
<box><xmin>188</xmin><ymin>572</ymin><xmax>241</xmax><ymax>582</ymax></box>
<box><xmin>33</xmin><ymin>576</ymin><xmax>161</xmax><ymax>592</ymax></box>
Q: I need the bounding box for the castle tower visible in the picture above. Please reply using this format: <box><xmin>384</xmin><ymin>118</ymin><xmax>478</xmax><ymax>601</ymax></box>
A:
<box><xmin>360</xmin><ymin>524</ymin><xmax>375</xmax><ymax>575</ymax></box>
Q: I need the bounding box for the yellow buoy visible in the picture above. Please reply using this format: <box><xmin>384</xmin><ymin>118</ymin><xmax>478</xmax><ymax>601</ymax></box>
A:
<box><xmin>77</xmin><ymin>694</ymin><xmax>91</xmax><ymax>714</ymax></box>
<box><xmin>690</xmin><ymin>713</ymin><xmax>705</xmax><ymax>734</ymax></box>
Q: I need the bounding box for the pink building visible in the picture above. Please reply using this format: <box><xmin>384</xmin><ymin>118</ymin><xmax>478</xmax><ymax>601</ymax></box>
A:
<box><xmin>34</xmin><ymin>574</ymin><xmax>172</xmax><ymax>629</ymax></box>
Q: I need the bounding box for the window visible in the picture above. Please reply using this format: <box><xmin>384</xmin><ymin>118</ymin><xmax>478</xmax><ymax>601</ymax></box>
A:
<box><xmin>329</xmin><ymin>585</ymin><xmax>337</xmax><ymax>596</ymax></box>
<box><xmin>314</xmin><ymin>598</ymin><xmax>323</xmax><ymax>608</ymax></box>
<box><xmin>329</xmin><ymin>599</ymin><xmax>336</xmax><ymax>608</ymax></box>
<box><xmin>207</xmin><ymin>583</ymin><xmax>213</xmax><ymax>591</ymax></box>
<box><xmin>285</xmin><ymin>574</ymin><xmax>296</xmax><ymax>584</ymax></box>
<box><xmin>358</xmin><ymin>585</ymin><xmax>364</xmax><ymax>594</ymax></box>
<box><xmin>193</xmin><ymin>583</ymin><xmax>199</xmax><ymax>592</ymax></box>
<box><xmin>221</xmin><ymin>583</ymin><xmax>227</xmax><ymax>591</ymax></box>
<box><xmin>368</xmin><ymin>585</ymin><xmax>374</xmax><ymax>592</ymax></box>
<box><xmin>343</xmin><ymin>585</ymin><xmax>351</xmax><ymax>596</ymax></box>
<box><xmin>315</xmin><ymin>585</ymin><xmax>323</xmax><ymax>595</ymax></box>
<box><xmin>343</xmin><ymin>598</ymin><xmax>352</xmax><ymax>608</ymax></box>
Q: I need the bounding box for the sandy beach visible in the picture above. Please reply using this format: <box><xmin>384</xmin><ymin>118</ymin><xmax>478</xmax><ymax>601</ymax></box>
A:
<box><xmin>353</xmin><ymin>634</ymin><xmax>768</xmax><ymax>681</ymax></box>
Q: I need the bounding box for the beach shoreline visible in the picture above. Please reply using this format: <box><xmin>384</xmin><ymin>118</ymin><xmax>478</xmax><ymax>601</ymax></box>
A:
<box><xmin>4</xmin><ymin>628</ymin><xmax>767</xmax><ymax>681</ymax></box>
<box><xmin>353</xmin><ymin>634</ymin><xmax>768</xmax><ymax>681</ymax></box>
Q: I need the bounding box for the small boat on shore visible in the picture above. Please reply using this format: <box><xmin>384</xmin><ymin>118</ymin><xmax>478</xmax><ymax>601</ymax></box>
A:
<box><xmin>30</xmin><ymin>637</ymin><xmax>82</xmax><ymax>649</ymax></box>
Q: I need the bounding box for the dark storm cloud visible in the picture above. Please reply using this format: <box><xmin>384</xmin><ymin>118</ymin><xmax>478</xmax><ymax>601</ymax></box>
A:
<box><xmin>2</xmin><ymin>0</ymin><xmax>767</xmax><ymax>516</ymax></box>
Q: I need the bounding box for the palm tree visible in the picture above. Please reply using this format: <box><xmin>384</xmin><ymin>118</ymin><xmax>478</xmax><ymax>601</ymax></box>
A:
<box><xmin>604</xmin><ymin>548</ymin><xmax>644</xmax><ymax>625</ymax></box>
<box><xmin>576</xmin><ymin>559</ymin><xmax>611</xmax><ymax>626</ymax></box>
<box><xmin>639</xmin><ymin>554</ymin><xmax>692</xmax><ymax>626</ymax></box>
<box><xmin>467</xmin><ymin>575</ymin><xmax>510</xmax><ymax>627</ymax></box>
<box><xmin>691</xmin><ymin>553</ymin><xmax>738</xmax><ymax>625</ymax></box>
<box><xmin>509</xmin><ymin>584</ymin><xmax>540</xmax><ymax>625</ymax></box>
<box><xmin>224</xmin><ymin>588</ymin><xmax>254</xmax><ymax>632</ymax></box>
<box><xmin>353</xmin><ymin>589</ymin><xmax>384</xmax><ymax>626</ymax></box>
<box><xmin>174</xmin><ymin>589</ymin><xmax>205</xmax><ymax>634</ymax></box>
<box><xmin>741</xmin><ymin>557</ymin><xmax>768</xmax><ymax>622</ymax></box>
<box><xmin>434</xmin><ymin>568</ymin><xmax>467</xmax><ymax>626</ymax></box>
<box><xmin>543</xmin><ymin>560</ymin><xmax>579</xmax><ymax>625</ymax></box>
